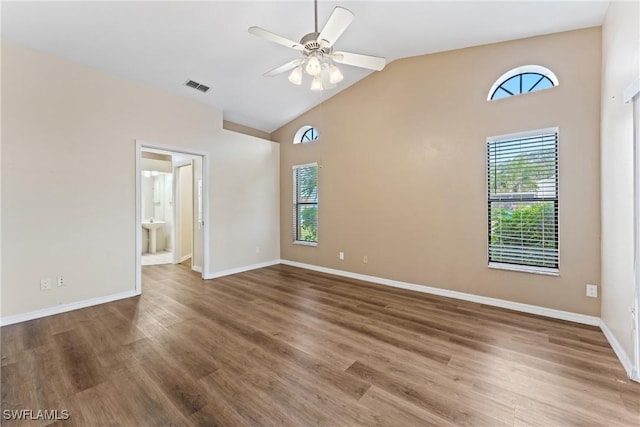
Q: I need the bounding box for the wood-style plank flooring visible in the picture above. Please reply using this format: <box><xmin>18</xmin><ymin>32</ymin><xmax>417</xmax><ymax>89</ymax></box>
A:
<box><xmin>2</xmin><ymin>263</ymin><xmax>639</xmax><ymax>426</ymax></box>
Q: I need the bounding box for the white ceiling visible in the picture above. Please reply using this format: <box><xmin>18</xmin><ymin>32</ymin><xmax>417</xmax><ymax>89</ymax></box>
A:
<box><xmin>1</xmin><ymin>1</ymin><xmax>609</xmax><ymax>133</ymax></box>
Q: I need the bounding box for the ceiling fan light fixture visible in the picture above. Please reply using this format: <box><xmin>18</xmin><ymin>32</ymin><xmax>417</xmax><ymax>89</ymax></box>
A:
<box><xmin>249</xmin><ymin>1</ymin><xmax>386</xmax><ymax>91</ymax></box>
<box><xmin>288</xmin><ymin>66</ymin><xmax>303</xmax><ymax>85</ymax></box>
<box><xmin>310</xmin><ymin>76</ymin><xmax>323</xmax><ymax>91</ymax></box>
<box><xmin>305</xmin><ymin>54</ymin><xmax>322</xmax><ymax>76</ymax></box>
<box><xmin>328</xmin><ymin>64</ymin><xmax>343</xmax><ymax>84</ymax></box>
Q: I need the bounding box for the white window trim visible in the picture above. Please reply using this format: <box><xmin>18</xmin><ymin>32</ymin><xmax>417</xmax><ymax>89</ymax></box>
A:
<box><xmin>488</xmin><ymin>65</ymin><xmax>559</xmax><ymax>101</ymax></box>
<box><xmin>486</xmin><ymin>127</ymin><xmax>560</xmax><ymax>275</ymax></box>
<box><xmin>292</xmin><ymin>162</ymin><xmax>319</xmax><ymax>246</ymax></box>
<box><xmin>294</xmin><ymin>240</ymin><xmax>318</xmax><ymax>247</ymax></box>
<box><xmin>489</xmin><ymin>262</ymin><xmax>559</xmax><ymax>276</ymax></box>
<box><xmin>292</xmin><ymin>162</ymin><xmax>318</xmax><ymax>170</ymax></box>
<box><xmin>488</xmin><ymin>127</ymin><xmax>559</xmax><ymax>144</ymax></box>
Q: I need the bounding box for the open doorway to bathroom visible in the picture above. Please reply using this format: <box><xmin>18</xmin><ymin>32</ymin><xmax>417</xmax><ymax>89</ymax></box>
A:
<box><xmin>135</xmin><ymin>141</ymin><xmax>208</xmax><ymax>293</ymax></box>
<box><xmin>140</xmin><ymin>150</ymin><xmax>175</xmax><ymax>266</ymax></box>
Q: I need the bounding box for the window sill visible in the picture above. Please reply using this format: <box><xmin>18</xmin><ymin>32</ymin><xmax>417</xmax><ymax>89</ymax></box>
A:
<box><xmin>294</xmin><ymin>240</ymin><xmax>317</xmax><ymax>247</ymax></box>
<box><xmin>489</xmin><ymin>262</ymin><xmax>559</xmax><ymax>276</ymax></box>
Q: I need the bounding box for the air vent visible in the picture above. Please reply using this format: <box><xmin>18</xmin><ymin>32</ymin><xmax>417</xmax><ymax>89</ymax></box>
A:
<box><xmin>184</xmin><ymin>79</ymin><xmax>210</xmax><ymax>93</ymax></box>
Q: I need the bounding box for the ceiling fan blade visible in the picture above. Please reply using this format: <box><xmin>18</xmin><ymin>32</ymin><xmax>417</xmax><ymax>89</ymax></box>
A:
<box><xmin>331</xmin><ymin>51</ymin><xmax>386</xmax><ymax>71</ymax></box>
<box><xmin>264</xmin><ymin>59</ymin><xmax>303</xmax><ymax>77</ymax></box>
<box><xmin>317</xmin><ymin>7</ymin><xmax>354</xmax><ymax>48</ymax></box>
<box><xmin>248</xmin><ymin>26</ymin><xmax>305</xmax><ymax>51</ymax></box>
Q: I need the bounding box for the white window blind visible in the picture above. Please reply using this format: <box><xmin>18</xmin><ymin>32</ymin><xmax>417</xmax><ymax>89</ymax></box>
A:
<box><xmin>293</xmin><ymin>163</ymin><xmax>318</xmax><ymax>243</ymax></box>
<box><xmin>487</xmin><ymin>130</ymin><xmax>559</xmax><ymax>269</ymax></box>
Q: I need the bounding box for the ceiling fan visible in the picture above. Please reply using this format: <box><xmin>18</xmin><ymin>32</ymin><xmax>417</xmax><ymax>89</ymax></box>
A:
<box><xmin>248</xmin><ymin>0</ymin><xmax>386</xmax><ymax>91</ymax></box>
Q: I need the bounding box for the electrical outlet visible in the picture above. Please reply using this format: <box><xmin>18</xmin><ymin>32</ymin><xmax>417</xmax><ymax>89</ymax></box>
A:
<box><xmin>40</xmin><ymin>278</ymin><xmax>52</xmax><ymax>291</ymax></box>
<box><xmin>57</xmin><ymin>276</ymin><xmax>65</xmax><ymax>287</ymax></box>
<box><xmin>363</xmin><ymin>255</ymin><xmax>368</xmax><ymax>264</ymax></box>
<box><xmin>339</xmin><ymin>252</ymin><xmax>344</xmax><ymax>260</ymax></box>
<box><xmin>586</xmin><ymin>284</ymin><xmax>598</xmax><ymax>298</ymax></box>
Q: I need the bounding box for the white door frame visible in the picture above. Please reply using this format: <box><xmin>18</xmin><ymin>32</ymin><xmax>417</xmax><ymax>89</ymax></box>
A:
<box><xmin>173</xmin><ymin>160</ymin><xmax>194</xmax><ymax>265</ymax></box>
<box><xmin>135</xmin><ymin>140</ymin><xmax>210</xmax><ymax>294</ymax></box>
<box><xmin>625</xmin><ymin>77</ymin><xmax>640</xmax><ymax>381</ymax></box>
<box><xmin>634</xmin><ymin>93</ymin><xmax>640</xmax><ymax>381</ymax></box>
<box><xmin>633</xmin><ymin>91</ymin><xmax>640</xmax><ymax>381</ymax></box>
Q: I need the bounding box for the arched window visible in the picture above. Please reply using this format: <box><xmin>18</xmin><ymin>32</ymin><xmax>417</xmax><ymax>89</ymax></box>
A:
<box><xmin>293</xmin><ymin>125</ymin><xmax>319</xmax><ymax>144</ymax></box>
<box><xmin>488</xmin><ymin>65</ymin><xmax>558</xmax><ymax>101</ymax></box>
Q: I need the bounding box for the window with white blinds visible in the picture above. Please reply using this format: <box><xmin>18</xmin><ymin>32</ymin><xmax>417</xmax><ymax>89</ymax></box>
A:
<box><xmin>487</xmin><ymin>129</ymin><xmax>559</xmax><ymax>271</ymax></box>
<box><xmin>293</xmin><ymin>163</ymin><xmax>318</xmax><ymax>244</ymax></box>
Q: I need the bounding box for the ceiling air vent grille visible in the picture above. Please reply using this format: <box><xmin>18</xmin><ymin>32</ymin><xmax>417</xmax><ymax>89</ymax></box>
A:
<box><xmin>184</xmin><ymin>79</ymin><xmax>210</xmax><ymax>93</ymax></box>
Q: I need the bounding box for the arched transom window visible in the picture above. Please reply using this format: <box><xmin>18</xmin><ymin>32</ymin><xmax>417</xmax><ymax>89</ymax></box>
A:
<box><xmin>488</xmin><ymin>65</ymin><xmax>558</xmax><ymax>101</ymax></box>
<box><xmin>293</xmin><ymin>125</ymin><xmax>319</xmax><ymax>144</ymax></box>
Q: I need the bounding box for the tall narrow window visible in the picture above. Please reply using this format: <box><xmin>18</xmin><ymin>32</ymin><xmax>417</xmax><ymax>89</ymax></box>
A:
<box><xmin>487</xmin><ymin>129</ymin><xmax>559</xmax><ymax>272</ymax></box>
<box><xmin>293</xmin><ymin>163</ymin><xmax>318</xmax><ymax>244</ymax></box>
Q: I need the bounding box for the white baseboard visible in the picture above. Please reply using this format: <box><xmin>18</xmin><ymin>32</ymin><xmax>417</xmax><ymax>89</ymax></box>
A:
<box><xmin>179</xmin><ymin>254</ymin><xmax>192</xmax><ymax>263</ymax></box>
<box><xmin>600</xmin><ymin>320</ymin><xmax>638</xmax><ymax>381</ymax></box>
<box><xmin>280</xmin><ymin>259</ymin><xmax>600</xmax><ymax>326</ymax></box>
<box><xmin>192</xmin><ymin>265</ymin><xmax>203</xmax><ymax>273</ymax></box>
<box><xmin>0</xmin><ymin>289</ymin><xmax>138</xmax><ymax>327</ymax></box>
<box><xmin>204</xmin><ymin>259</ymin><xmax>281</xmax><ymax>279</ymax></box>
<box><xmin>2</xmin><ymin>260</ymin><xmax>636</xmax><ymax>381</ymax></box>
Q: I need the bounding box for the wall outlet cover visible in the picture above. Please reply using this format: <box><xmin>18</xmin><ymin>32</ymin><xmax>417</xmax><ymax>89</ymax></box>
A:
<box><xmin>586</xmin><ymin>284</ymin><xmax>598</xmax><ymax>298</ymax></box>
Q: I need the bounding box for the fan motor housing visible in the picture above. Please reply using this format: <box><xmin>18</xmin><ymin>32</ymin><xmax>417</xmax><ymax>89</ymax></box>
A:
<box><xmin>300</xmin><ymin>32</ymin><xmax>332</xmax><ymax>55</ymax></box>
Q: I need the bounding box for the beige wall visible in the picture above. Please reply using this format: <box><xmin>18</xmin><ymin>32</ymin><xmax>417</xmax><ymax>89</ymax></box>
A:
<box><xmin>1</xmin><ymin>42</ymin><xmax>280</xmax><ymax>318</ymax></box>
<box><xmin>223</xmin><ymin>120</ymin><xmax>272</xmax><ymax>141</ymax></box>
<box><xmin>141</xmin><ymin>158</ymin><xmax>172</xmax><ymax>173</ymax></box>
<box><xmin>600</xmin><ymin>0</ymin><xmax>640</xmax><ymax>362</ymax></box>
<box><xmin>274</xmin><ymin>28</ymin><xmax>602</xmax><ymax>316</ymax></box>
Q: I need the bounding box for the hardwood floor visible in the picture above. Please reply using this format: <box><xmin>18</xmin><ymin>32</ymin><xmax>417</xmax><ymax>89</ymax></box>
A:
<box><xmin>2</xmin><ymin>263</ymin><xmax>639</xmax><ymax>426</ymax></box>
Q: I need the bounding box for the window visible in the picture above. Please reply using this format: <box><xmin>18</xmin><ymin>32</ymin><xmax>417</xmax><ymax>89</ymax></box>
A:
<box><xmin>293</xmin><ymin>125</ymin><xmax>319</xmax><ymax>144</ymax></box>
<box><xmin>488</xmin><ymin>65</ymin><xmax>558</xmax><ymax>101</ymax></box>
<box><xmin>293</xmin><ymin>163</ymin><xmax>318</xmax><ymax>244</ymax></box>
<box><xmin>487</xmin><ymin>129</ymin><xmax>559</xmax><ymax>273</ymax></box>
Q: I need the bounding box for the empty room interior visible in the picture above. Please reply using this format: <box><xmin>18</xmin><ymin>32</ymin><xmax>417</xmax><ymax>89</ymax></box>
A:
<box><xmin>2</xmin><ymin>0</ymin><xmax>640</xmax><ymax>425</ymax></box>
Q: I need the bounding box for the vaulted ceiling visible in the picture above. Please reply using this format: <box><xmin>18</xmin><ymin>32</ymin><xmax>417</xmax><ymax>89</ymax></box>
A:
<box><xmin>1</xmin><ymin>1</ymin><xmax>609</xmax><ymax>132</ymax></box>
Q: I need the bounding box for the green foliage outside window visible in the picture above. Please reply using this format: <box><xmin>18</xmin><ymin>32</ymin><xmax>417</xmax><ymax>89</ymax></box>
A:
<box><xmin>299</xmin><ymin>206</ymin><xmax>318</xmax><ymax>242</ymax></box>
<box><xmin>489</xmin><ymin>152</ymin><xmax>554</xmax><ymax>194</ymax></box>
<box><xmin>490</xmin><ymin>202</ymin><xmax>555</xmax><ymax>248</ymax></box>
<box><xmin>295</xmin><ymin>165</ymin><xmax>318</xmax><ymax>242</ymax></box>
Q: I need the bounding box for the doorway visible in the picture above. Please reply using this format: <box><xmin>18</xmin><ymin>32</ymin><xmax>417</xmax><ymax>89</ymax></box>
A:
<box><xmin>140</xmin><ymin>150</ymin><xmax>175</xmax><ymax>266</ymax></box>
<box><xmin>135</xmin><ymin>141</ymin><xmax>209</xmax><ymax>294</ymax></box>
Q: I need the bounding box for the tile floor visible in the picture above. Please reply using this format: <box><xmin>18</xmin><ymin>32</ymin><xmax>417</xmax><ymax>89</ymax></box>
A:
<box><xmin>141</xmin><ymin>250</ymin><xmax>173</xmax><ymax>266</ymax></box>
